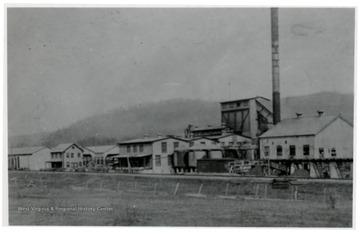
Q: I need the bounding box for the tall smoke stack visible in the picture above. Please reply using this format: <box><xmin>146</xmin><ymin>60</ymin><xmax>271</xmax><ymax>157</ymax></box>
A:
<box><xmin>271</xmin><ymin>8</ymin><xmax>281</xmax><ymax>125</ymax></box>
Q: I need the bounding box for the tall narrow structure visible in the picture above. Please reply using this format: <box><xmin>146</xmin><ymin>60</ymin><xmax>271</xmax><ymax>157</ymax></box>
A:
<box><xmin>271</xmin><ymin>8</ymin><xmax>281</xmax><ymax>125</ymax></box>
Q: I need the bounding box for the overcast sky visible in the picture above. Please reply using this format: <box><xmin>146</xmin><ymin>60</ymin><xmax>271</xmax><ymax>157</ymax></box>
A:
<box><xmin>7</xmin><ymin>8</ymin><xmax>354</xmax><ymax>137</ymax></box>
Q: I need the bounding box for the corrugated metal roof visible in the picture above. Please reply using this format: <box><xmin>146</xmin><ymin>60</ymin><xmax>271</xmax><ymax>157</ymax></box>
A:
<box><xmin>86</xmin><ymin>145</ymin><xmax>117</xmax><ymax>154</ymax></box>
<box><xmin>9</xmin><ymin>146</ymin><xmax>47</xmax><ymax>156</ymax></box>
<box><xmin>207</xmin><ymin>133</ymin><xmax>251</xmax><ymax>140</ymax></box>
<box><xmin>119</xmin><ymin>136</ymin><xmax>188</xmax><ymax>145</ymax></box>
<box><xmin>259</xmin><ymin>115</ymin><xmax>340</xmax><ymax>138</ymax></box>
<box><xmin>119</xmin><ymin>136</ymin><xmax>168</xmax><ymax>145</ymax></box>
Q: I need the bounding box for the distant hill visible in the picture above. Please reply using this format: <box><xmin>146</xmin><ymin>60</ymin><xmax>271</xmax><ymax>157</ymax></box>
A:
<box><xmin>9</xmin><ymin>92</ymin><xmax>353</xmax><ymax>148</ymax></box>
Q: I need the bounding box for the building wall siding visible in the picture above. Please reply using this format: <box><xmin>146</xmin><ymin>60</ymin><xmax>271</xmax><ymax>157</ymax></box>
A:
<box><xmin>152</xmin><ymin>138</ymin><xmax>189</xmax><ymax>174</ymax></box>
<box><xmin>119</xmin><ymin>143</ymin><xmax>152</xmax><ymax>156</ymax></box>
<box><xmin>218</xmin><ymin>135</ymin><xmax>251</xmax><ymax>147</ymax></box>
<box><xmin>63</xmin><ymin>146</ymin><xmax>83</xmax><ymax>169</ymax></box>
<box><xmin>28</xmin><ymin>148</ymin><xmax>52</xmax><ymax>170</ymax></box>
<box><xmin>260</xmin><ymin>136</ymin><xmax>315</xmax><ymax>160</ymax></box>
<box><xmin>314</xmin><ymin>118</ymin><xmax>353</xmax><ymax>159</ymax></box>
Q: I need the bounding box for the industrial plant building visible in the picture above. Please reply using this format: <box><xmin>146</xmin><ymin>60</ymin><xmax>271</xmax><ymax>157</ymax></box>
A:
<box><xmin>259</xmin><ymin>113</ymin><xmax>353</xmax><ymax>178</ymax></box>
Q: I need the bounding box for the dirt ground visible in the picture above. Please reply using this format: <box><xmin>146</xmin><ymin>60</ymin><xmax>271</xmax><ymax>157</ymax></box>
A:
<box><xmin>7</xmin><ymin>171</ymin><xmax>353</xmax><ymax>227</ymax></box>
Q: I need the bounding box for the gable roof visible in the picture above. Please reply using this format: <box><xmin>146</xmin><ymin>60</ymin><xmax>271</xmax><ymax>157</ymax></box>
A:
<box><xmin>207</xmin><ymin>133</ymin><xmax>252</xmax><ymax>140</ymax></box>
<box><xmin>118</xmin><ymin>136</ymin><xmax>188</xmax><ymax>145</ymax></box>
<box><xmin>189</xmin><ymin>137</ymin><xmax>218</xmax><ymax>142</ymax></box>
<box><xmin>51</xmin><ymin>143</ymin><xmax>84</xmax><ymax>153</ymax></box>
<box><xmin>86</xmin><ymin>145</ymin><xmax>117</xmax><ymax>154</ymax></box>
<box><xmin>9</xmin><ymin>146</ymin><xmax>47</xmax><ymax>156</ymax></box>
<box><xmin>259</xmin><ymin>115</ymin><xmax>347</xmax><ymax>138</ymax></box>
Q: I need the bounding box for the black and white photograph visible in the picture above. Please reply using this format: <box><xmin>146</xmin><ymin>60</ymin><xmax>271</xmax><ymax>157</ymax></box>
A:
<box><xmin>4</xmin><ymin>4</ymin><xmax>355</xmax><ymax>227</ymax></box>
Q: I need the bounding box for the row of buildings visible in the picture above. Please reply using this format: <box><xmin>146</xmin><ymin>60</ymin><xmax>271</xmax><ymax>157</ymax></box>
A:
<box><xmin>8</xmin><ymin>97</ymin><xmax>353</xmax><ymax>179</ymax></box>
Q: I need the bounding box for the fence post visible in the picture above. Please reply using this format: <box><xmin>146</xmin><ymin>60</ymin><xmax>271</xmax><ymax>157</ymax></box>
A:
<box><xmin>134</xmin><ymin>180</ymin><xmax>137</xmax><ymax>190</ymax></box>
<box><xmin>290</xmin><ymin>186</ymin><xmax>294</xmax><ymax>201</ymax></box>
<box><xmin>323</xmin><ymin>188</ymin><xmax>327</xmax><ymax>203</ymax></box>
<box><xmin>225</xmin><ymin>183</ymin><xmax>229</xmax><ymax>196</ymax></box>
<box><xmin>264</xmin><ymin>184</ymin><xmax>267</xmax><ymax>199</ymax></box>
<box><xmin>198</xmin><ymin>183</ymin><xmax>203</xmax><ymax>195</ymax></box>
<box><xmin>154</xmin><ymin>183</ymin><xmax>158</xmax><ymax>194</ymax></box>
<box><xmin>254</xmin><ymin>184</ymin><xmax>259</xmax><ymax>199</ymax></box>
<box><xmin>86</xmin><ymin>179</ymin><xmax>89</xmax><ymax>189</ymax></box>
<box><xmin>294</xmin><ymin>186</ymin><xmax>298</xmax><ymax>201</ymax></box>
<box><xmin>117</xmin><ymin>181</ymin><xmax>120</xmax><ymax>192</ymax></box>
<box><xmin>236</xmin><ymin>184</ymin><xmax>240</xmax><ymax>197</ymax></box>
<box><xmin>173</xmin><ymin>183</ymin><xmax>180</xmax><ymax>196</ymax></box>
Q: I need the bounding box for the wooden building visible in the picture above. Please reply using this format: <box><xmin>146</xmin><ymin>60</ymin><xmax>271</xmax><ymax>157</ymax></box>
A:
<box><xmin>8</xmin><ymin>146</ymin><xmax>51</xmax><ymax>170</ymax></box>
<box><xmin>116</xmin><ymin>136</ymin><xmax>189</xmax><ymax>174</ymax></box>
<box><xmin>259</xmin><ymin>114</ymin><xmax>353</xmax><ymax>178</ymax></box>
<box><xmin>49</xmin><ymin>143</ymin><xmax>84</xmax><ymax>170</ymax></box>
<box><xmin>220</xmin><ymin>97</ymin><xmax>273</xmax><ymax>139</ymax></box>
<box><xmin>82</xmin><ymin>145</ymin><xmax>119</xmax><ymax>166</ymax></box>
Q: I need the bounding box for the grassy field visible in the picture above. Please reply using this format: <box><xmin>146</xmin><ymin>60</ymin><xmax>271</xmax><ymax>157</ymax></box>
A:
<box><xmin>7</xmin><ymin>171</ymin><xmax>353</xmax><ymax>227</ymax></box>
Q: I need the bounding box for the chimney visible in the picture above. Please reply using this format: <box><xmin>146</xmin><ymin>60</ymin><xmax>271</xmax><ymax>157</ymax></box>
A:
<box><xmin>296</xmin><ymin>112</ymin><xmax>303</xmax><ymax>118</ymax></box>
<box><xmin>317</xmin><ymin>110</ymin><xmax>324</xmax><ymax>117</ymax></box>
<box><xmin>271</xmin><ymin>8</ymin><xmax>281</xmax><ymax>125</ymax></box>
<box><xmin>144</xmin><ymin>134</ymin><xmax>149</xmax><ymax>138</ymax></box>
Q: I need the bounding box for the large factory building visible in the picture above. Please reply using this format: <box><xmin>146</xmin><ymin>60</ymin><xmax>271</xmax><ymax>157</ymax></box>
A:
<box><xmin>259</xmin><ymin>113</ymin><xmax>353</xmax><ymax>178</ymax></box>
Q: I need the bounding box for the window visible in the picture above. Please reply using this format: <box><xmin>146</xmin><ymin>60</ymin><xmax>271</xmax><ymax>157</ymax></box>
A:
<box><xmin>319</xmin><ymin>148</ymin><xmax>324</xmax><ymax>157</ymax></box>
<box><xmin>212</xmin><ymin>141</ymin><xmax>217</xmax><ymax>145</ymax></box>
<box><xmin>229</xmin><ymin>142</ymin><xmax>234</xmax><ymax>146</ymax></box>
<box><xmin>264</xmin><ymin>146</ymin><xmax>270</xmax><ymax>157</ymax></box>
<box><xmin>59</xmin><ymin>154</ymin><xmax>62</xmax><ymax>158</ymax></box>
<box><xmin>83</xmin><ymin>161</ymin><xmax>86</xmax><ymax>166</ymax></box>
<box><xmin>155</xmin><ymin>155</ymin><xmax>161</xmax><ymax>166</ymax></box>
<box><xmin>79</xmin><ymin>162</ymin><xmax>82</xmax><ymax>167</ymax></box>
<box><xmin>285</xmin><ymin>140</ymin><xmax>287</xmax><ymax>144</ymax></box>
<box><xmin>276</xmin><ymin>146</ymin><xmax>282</xmax><ymax>156</ymax></box>
<box><xmin>221</xmin><ymin>142</ymin><xmax>225</xmax><ymax>147</ymax></box>
<box><xmin>71</xmin><ymin>153</ymin><xmax>74</xmax><ymax>158</ymax></box>
<box><xmin>189</xmin><ymin>142</ymin><xmax>194</xmax><ymax>147</ymax></box>
<box><xmin>331</xmin><ymin>148</ymin><xmax>337</xmax><ymax>156</ymax></box>
<box><xmin>66</xmin><ymin>162</ymin><xmax>70</xmax><ymax>168</ymax></box>
<box><xmin>161</xmin><ymin>142</ymin><xmax>167</xmax><ymax>153</ymax></box>
<box><xmin>78</xmin><ymin>153</ymin><xmax>81</xmax><ymax>158</ymax></box>
<box><xmin>127</xmin><ymin>145</ymin><xmax>131</xmax><ymax>153</ymax></box>
<box><xmin>174</xmin><ymin>142</ymin><xmax>179</xmax><ymax>149</ymax></box>
<box><xmin>289</xmin><ymin>145</ymin><xmax>296</xmax><ymax>156</ymax></box>
<box><xmin>303</xmin><ymin>145</ymin><xmax>310</xmax><ymax>156</ymax></box>
<box><xmin>72</xmin><ymin>146</ymin><xmax>75</xmax><ymax>149</ymax></box>
<box><xmin>133</xmin><ymin>145</ymin><xmax>137</xmax><ymax>153</ymax></box>
<box><xmin>200</xmin><ymin>141</ymin><xmax>206</xmax><ymax>145</ymax></box>
<box><xmin>139</xmin><ymin>144</ymin><xmax>144</xmax><ymax>152</ymax></box>
<box><xmin>66</xmin><ymin>153</ymin><xmax>69</xmax><ymax>158</ymax></box>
